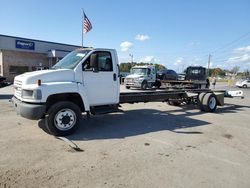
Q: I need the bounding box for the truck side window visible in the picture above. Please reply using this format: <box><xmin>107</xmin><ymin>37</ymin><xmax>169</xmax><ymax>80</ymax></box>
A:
<box><xmin>97</xmin><ymin>52</ymin><xmax>113</xmax><ymax>72</ymax></box>
<box><xmin>83</xmin><ymin>51</ymin><xmax>113</xmax><ymax>72</ymax></box>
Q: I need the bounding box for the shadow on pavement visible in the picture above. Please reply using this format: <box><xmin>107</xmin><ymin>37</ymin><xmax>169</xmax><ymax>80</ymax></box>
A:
<box><xmin>38</xmin><ymin>103</ymin><xmax>250</xmax><ymax>141</ymax></box>
<box><xmin>0</xmin><ymin>94</ymin><xmax>13</xmax><ymax>100</ymax></box>
<box><xmin>67</xmin><ymin>108</ymin><xmax>208</xmax><ymax>141</ymax></box>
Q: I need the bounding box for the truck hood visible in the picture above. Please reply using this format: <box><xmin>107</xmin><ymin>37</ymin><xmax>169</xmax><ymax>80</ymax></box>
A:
<box><xmin>125</xmin><ymin>74</ymin><xmax>144</xmax><ymax>79</ymax></box>
<box><xmin>15</xmin><ymin>69</ymin><xmax>75</xmax><ymax>85</ymax></box>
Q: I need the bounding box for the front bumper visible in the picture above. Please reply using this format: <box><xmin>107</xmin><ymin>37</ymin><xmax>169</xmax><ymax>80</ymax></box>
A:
<box><xmin>11</xmin><ymin>96</ymin><xmax>46</xmax><ymax>120</ymax></box>
<box><xmin>124</xmin><ymin>81</ymin><xmax>142</xmax><ymax>88</ymax></box>
<box><xmin>235</xmin><ymin>84</ymin><xmax>242</xmax><ymax>87</ymax></box>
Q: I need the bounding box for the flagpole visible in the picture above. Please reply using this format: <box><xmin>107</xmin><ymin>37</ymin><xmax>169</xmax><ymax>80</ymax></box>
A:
<box><xmin>81</xmin><ymin>8</ymin><xmax>84</xmax><ymax>47</ymax></box>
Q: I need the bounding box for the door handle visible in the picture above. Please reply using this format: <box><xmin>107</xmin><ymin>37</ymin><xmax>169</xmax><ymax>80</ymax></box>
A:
<box><xmin>113</xmin><ymin>73</ymin><xmax>117</xmax><ymax>81</ymax></box>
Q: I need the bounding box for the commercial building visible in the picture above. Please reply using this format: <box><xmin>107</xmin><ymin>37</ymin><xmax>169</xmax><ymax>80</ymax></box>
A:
<box><xmin>0</xmin><ymin>34</ymin><xmax>81</xmax><ymax>81</ymax></box>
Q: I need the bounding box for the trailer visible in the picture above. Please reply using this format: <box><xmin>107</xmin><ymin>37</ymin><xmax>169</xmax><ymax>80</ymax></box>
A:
<box><xmin>11</xmin><ymin>48</ymin><xmax>244</xmax><ymax>136</ymax></box>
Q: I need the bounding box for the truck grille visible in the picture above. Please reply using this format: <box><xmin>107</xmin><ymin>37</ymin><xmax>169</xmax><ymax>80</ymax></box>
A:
<box><xmin>14</xmin><ymin>79</ymin><xmax>22</xmax><ymax>99</ymax></box>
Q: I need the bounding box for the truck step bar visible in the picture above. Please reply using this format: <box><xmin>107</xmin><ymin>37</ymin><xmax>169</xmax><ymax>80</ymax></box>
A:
<box><xmin>90</xmin><ymin>105</ymin><xmax>121</xmax><ymax>115</ymax></box>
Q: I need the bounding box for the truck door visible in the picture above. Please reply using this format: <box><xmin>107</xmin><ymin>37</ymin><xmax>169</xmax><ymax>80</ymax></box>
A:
<box><xmin>82</xmin><ymin>51</ymin><xmax>119</xmax><ymax>106</ymax></box>
<box><xmin>147</xmin><ymin>67</ymin><xmax>156</xmax><ymax>83</ymax></box>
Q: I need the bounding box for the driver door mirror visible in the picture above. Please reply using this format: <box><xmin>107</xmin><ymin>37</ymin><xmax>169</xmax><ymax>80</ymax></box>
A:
<box><xmin>90</xmin><ymin>54</ymin><xmax>98</xmax><ymax>72</ymax></box>
<box><xmin>147</xmin><ymin>69</ymin><xmax>151</xmax><ymax>75</ymax></box>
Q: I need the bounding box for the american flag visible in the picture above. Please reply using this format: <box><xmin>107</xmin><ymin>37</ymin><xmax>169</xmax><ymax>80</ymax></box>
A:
<box><xmin>83</xmin><ymin>13</ymin><xmax>92</xmax><ymax>34</ymax></box>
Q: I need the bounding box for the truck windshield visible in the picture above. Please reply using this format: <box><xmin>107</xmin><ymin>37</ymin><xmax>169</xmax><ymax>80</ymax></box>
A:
<box><xmin>131</xmin><ymin>68</ymin><xmax>147</xmax><ymax>75</ymax></box>
<box><xmin>52</xmin><ymin>50</ymin><xmax>90</xmax><ymax>69</ymax></box>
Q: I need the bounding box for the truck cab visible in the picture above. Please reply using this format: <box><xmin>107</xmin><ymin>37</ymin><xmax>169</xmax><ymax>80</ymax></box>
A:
<box><xmin>185</xmin><ymin>66</ymin><xmax>207</xmax><ymax>81</ymax></box>
<box><xmin>124</xmin><ymin>65</ymin><xmax>157</xmax><ymax>89</ymax></box>
<box><xmin>12</xmin><ymin>48</ymin><xmax>120</xmax><ymax>135</ymax></box>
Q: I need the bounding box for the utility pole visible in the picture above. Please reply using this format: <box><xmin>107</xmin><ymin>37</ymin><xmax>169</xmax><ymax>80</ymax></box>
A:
<box><xmin>207</xmin><ymin>54</ymin><xmax>212</xmax><ymax>76</ymax></box>
<box><xmin>129</xmin><ymin>54</ymin><xmax>133</xmax><ymax>63</ymax></box>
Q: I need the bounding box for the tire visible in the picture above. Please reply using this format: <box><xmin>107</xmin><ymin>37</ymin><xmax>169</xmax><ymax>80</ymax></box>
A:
<box><xmin>141</xmin><ymin>81</ymin><xmax>148</xmax><ymax>90</ymax></box>
<box><xmin>45</xmin><ymin>101</ymin><xmax>82</xmax><ymax>136</ymax></box>
<box><xmin>198</xmin><ymin>92</ymin><xmax>206</xmax><ymax>111</ymax></box>
<box><xmin>154</xmin><ymin>80</ymin><xmax>161</xmax><ymax>89</ymax></box>
<box><xmin>243</xmin><ymin>84</ymin><xmax>247</xmax><ymax>88</ymax></box>
<box><xmin>202</xmin><ymin>93</ymin><xmax>217</xmax><ymax>112</ymax></box>
<box><xmin>168</xmin><ymin>100</ymin><xmax>181</xmax><ymax>106</ymax></box>
<box><xmin>126</xmin><ymin>86</ymin><xmax>131</xmax><ymax>89</ymax></box>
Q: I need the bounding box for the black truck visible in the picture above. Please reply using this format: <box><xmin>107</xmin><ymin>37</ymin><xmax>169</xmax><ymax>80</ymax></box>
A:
<box><xmin>158</xmin><ymin>66</ymin><xmax>210</xmax><ymax>89</ymax></box>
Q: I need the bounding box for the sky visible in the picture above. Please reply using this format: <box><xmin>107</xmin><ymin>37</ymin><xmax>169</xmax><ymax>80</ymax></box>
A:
<box><xmin>0</xmin><ymin>0</ymin><xmax>250</xmax><ymax>72</ymax></box>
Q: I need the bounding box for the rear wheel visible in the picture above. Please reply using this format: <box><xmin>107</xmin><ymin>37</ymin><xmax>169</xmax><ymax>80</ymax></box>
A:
<box><xmin>45</xmin><ymin>101</ymin><xmax>82</xmax><ymax>136</ymax></box>
<box><xmin>198</xmin><ymin>92</ymin><xmax>206</xmax><ymax>111</ymax></box>
<box><xmin>126</xmin><ymin>86</ymin><xmax>131</xmax><ymax>89</ymax></box>
<box><xmin>202</xmin><ymin>93</ymin><xmax>217</xmax><ymax>112</ymax></box>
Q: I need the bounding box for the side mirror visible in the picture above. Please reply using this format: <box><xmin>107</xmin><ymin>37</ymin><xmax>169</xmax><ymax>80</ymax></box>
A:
<box><xmin>90</xmin><ymin>54</ymin><xmax>98</xmax><ymax>72</ymax></box>
<box><xmin>147</xmin><ymin>69</ymin><xmax>151</xmax><ymax>75</ymax></box>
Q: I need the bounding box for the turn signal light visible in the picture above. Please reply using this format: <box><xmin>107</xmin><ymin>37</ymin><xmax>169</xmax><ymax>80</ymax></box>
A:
<box><xmin>36</xmin><ymin>79</ymin><xmax>41</xmax><ymax>86</ymax></box>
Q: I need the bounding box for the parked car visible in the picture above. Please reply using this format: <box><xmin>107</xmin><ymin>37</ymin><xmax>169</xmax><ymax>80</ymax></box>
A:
<box><xmin>235</xmin><ymin>79</ymin><xmax>250</xmax><ymax>88</ymax></box>
<box><xmin>157</xmin><ymin>69</ymin><xmax>178</xmax><ymax>80</ymax></box>
<box><xmin>0</xmin><ymin>76</ymin><xmax>7</xmax><ymax>87</ymax></box>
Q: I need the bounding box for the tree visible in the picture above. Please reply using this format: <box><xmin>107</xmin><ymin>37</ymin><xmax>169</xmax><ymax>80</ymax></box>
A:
<box><xmin>231</xmin><ymin>66</ymin><xmax>240</xmax><ymax>74</ymax></box>
<box><xmin>208</xmin><ymin>68</ymin><xmax>225</xmax><ymax>77</ymax></box>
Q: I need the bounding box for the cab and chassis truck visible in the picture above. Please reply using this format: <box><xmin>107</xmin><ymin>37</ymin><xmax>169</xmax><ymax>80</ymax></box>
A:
<box><xmin>11</xmin><ymin>48</ymin><xmax>243</xmax><ymax>136</ymax></box>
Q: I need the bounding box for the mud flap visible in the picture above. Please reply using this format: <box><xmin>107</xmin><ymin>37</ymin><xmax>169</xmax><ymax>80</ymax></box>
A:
<box><xmin>214</xmin><ymin>92</ymin><xmax>224</xmax><ymax>106</ymax></box>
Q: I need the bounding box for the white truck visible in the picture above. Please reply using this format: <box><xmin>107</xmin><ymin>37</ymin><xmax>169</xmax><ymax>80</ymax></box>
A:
<box><xmin>124</xmin><ymin>65</ymin><xmax>157</xmax><ymax>89</ymax></box>
<box><xmin>11</xmin><ymin>48</ymin><xmax>243</xmax><ymax>136</ymax></box>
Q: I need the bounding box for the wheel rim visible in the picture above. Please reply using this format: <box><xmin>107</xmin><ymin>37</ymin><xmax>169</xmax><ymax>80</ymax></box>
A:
<box><xmin>209</xmin><ymin>97</ymin><xmax>216</xmax><ymax>109</ymax></box>
<box><xmin>54</xmin><ymin>108</ymin><xmax>77</xmax><ymax>131</ymax></box>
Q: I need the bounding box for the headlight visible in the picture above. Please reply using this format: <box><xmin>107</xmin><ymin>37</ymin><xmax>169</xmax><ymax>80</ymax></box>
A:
<box><xmin>22</xmin><ymin>89</ymin><xmax>33</xmax><ymax>98</ymax></box>
<box><xmin>135</xmin><ymin>77</ymin><xmax>144</xmax><ymax>82</ymax></box>
<box><xmin>22</xmin><ymin>89</ymin><xmax>42</xmax><ymax>100</ymax></box>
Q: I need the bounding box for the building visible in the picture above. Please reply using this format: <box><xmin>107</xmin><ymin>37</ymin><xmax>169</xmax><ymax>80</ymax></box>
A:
<box><xmin>0</xmin><ymin>34</ymin><xmax>81</xmax><ymax>81</ymax></box>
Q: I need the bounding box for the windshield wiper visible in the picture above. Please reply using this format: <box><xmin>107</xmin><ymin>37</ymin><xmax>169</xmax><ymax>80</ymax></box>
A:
<box><xmin>51</xmin><ymin>66</ymin><xmax>61</xmax><ymax>70</ymax></box>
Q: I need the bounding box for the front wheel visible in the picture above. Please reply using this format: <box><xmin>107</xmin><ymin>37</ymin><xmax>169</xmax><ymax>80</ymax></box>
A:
<box><xmin>168</xmin><ymin>100</ymin><xmax>181</xmax><ymax>106</ymax></box>
<box><xmin>45</xmin><ymin>101</ymin><xmax>82</xmax><ymax>136</ymax></box>
<box><xmin>141</xmin><ymin>81</ymin><xmax>148</xmax><ymax>90</ymax></box>
<box><xmin>243</xmin><ymin>84</ymin><xmax>247</xmax><ymax>88</ymax></box>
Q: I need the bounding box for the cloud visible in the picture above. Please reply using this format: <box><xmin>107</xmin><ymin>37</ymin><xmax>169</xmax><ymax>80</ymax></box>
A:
<box><xmin>227</xmin><ymin>45</ymin><xmax>250</xmax><ymax>64</ymax></box>
<box><xmin>174</xmin><ymin>57</ymin><xmax>184</xmax><ymax>66</ymax></box>
<box><xmin>227</xmin><ymin>54</ymin><xmax>250</xmax><ymax>64</ymax></box>
<box><xmin>135</xmin><ymin>34</ymin><xmax>150</xmax><ymax>41</ymax></box>
<box><xmin>141</xmin><ymin>56</ymin><xmax>155</xmax><ymax>63</ymax></box>
<box><xmin>194</xmin><ymin>57</ymin><xmax>202</xmax><ymax>62</ymax></box>
<box><xmin>187</xmin><ymin>42</ymin><xmax>200</xmax><ymax>47</ymax></box>
<box><xmin>120</xmin><ymin>41</ymin><xmax>133</xmax><ymax>52</ymax></box>
<box><xmin>234</xmin><ymin>45</ymin><xmax>250</xmax><ymax>54</ymax></box>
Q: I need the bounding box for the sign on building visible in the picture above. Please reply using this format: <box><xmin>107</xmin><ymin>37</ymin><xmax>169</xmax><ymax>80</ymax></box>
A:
<box><xmin>15</xmin><ymin>40</ymin><xmax>35</xmax><ymax>50</ymax></box>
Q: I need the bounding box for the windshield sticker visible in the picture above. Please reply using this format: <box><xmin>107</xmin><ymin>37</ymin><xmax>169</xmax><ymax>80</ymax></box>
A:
<box><xmin>76</xmin><ymin>53</ymin><xmax>86</xmax><ymax>57</ymax></box>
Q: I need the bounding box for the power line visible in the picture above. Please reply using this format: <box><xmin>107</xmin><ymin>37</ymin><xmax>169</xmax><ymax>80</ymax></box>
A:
<box><xmin>211</xmin><ymin>31</ymin><xmax>250</xmax><ymax>54</ymax></box>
